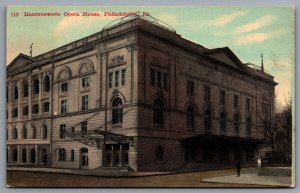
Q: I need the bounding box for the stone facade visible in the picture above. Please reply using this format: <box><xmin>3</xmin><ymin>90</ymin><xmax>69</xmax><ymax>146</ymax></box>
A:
<box><xmin>6</xmin><ymin>16</ymin><xmax>276</xmax><ymax>172</ymax></box>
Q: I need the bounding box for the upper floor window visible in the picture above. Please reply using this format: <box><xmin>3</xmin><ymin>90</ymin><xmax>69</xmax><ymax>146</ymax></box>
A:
<box><xmin>44</xmin><ymin>75</ymin><xmax>50</xmax><ymax>92</ymax></box>
<box><xmin>204</xmin><ymin>109</ymin><xmax>211</xmax><ymax>131</ymax></box>
<box><xmin>204</xmin><ymin>86</ymin><xmax>211</xmax><ymax>102</ymax></box>
<box><xmin>6</xmin><ymin>86</ymin><xmax>9</xmax><ymax>102</ymax></box>
<box><xmin>82</xmin><ymin>95</ymin><xmax>89</xmax><ymax>111</ymax></box>
<box><xmin>246</xmin><ymin>98</ymin><xmax>250</xmax><ymax>111</ymax></box>
<box><xmin>112</xmin><ymin>97</ymin><xmax>123</xmax><ymax>124</ymax></box>
<box><xmin>32</xmin><ymin>126</ymin><xmax>37</xmax><ymax>139</ymax></box>
<box><xmin>151</xmin><ymin>69</ymin><xmax>155</xmax><ymax>86</ymax></box>
<box><xmin>12</xmin><ymin>107</ymin><xmax>18</xmax><ymax>118</ymax></box>
<box><xmin>14</xmin><ymin>86</ymin><xmax>18</xmax><ymax>99</ymax></box>
<box><xmin>43</xmin><ymin>124</ymin><xmax>48</xmax><ymax>139</ymax></box>
<box><xmin>115</xmin><ymin>71</ymin><xmax>120</xmax><ymax>87</ymax></box>
<box><xmin>246</xmin><ymin>117</ymin><xmax>251</xmax><ymax>135</ymax></box>
<box><xmin>58</xmin><ymin>148</ymin><xmax>66</xmax><ymax>162</ymax></box>
<box><xmin>234</xmin><ymin>95</ymin><xmax>239</xmax><ymax>108</ymax></box>
<box><xmin>60</xmin><ymin>124</ymin><xmax>66</xmax><ymax>139</ymax></box>
<box><xmin>234</xmin><ymin>114</ymin><xmax>240</xmax><ymax>134</ymax></box>
<box><xmin>13</xmin><ymin>127</ymin><xmax>18</xmax><ymax>139</ymax></box>
<box><xmin>32</xmin><ymin>104</ymin><xmax>39</xmax><ymax>114</ymax></box>
<box><xmin>187</xmin><ymin>106</ymin><xmax>195</xmax><ymax>129</ymax></box>
<box><xmin>220</xmin><ymin>112</ymin><xmax>226</xmax><ymax>133</ymax></box>
<box><xmin>23</xmin><ymin>81</ymin><xmax>28</xmax><ymax>97</ymax></box>
<box><xmin>187</xmin><ymin>81</ymin><xmax>194</xmax><ymax>97</ymax></box>
<box><xmin>109</xmin><ymin>72</ymin><xmax>113</xmax><ymax>88</ymax></box>
<box><xmin>22</xmin><ymin>105</ymin><xmax>29</xmax><ymax>116</ymax></box>
<box><xmin>43</xmin><ymin>102</ymin><xmax>50</xmax><ymax>112</ymax></box>
<box><xmin>82</xmin><ymin>77</ymin><xmax>90</xmax><ymax>88</ymax></box>
<box><xmin>150</xmin><ymin>69</ymin><xmax>168</xmax><ymax>90</ymax></box>
<box><xmin>22</xmin><ymin>126</ymin><xmax>27</xmax><ymax>139</ymax></box>
<box><xmin>81</xmin><ymin>121</ymin><xmax>87</xmax><ymax>134</ymax></box>
<box><xmin>153</xmin><ymin>98</ymin><xmax>164</xmax><ymax>128</ymax></box>
<box><xmin>220</xmin><ymin>90</ymin><xmax>226</xmax><ymax>105</ymax></box>
<box><xmin>61</xmin><ymin>82</ymin><xmax>68</xmax><ymax>92</ymax></box>
<box><xmin>33</xmin><ymin>78</ymin><xmax>39</xmax><ymax>94</ymax></box>
<box><xmin>121</xmin><ymin>69</ymin><xmax>126</xmax><ymax>86</ymax></box>
<box><xmin>61</xmin><ymin>100</ymin><xmax>67</xmax><ymax>114</ymax></box>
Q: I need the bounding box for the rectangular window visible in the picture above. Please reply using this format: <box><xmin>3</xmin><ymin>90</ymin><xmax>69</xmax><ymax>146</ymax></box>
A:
<box><xmin>246</xmin><ymin>98</ymin><xmax>250</xmax><ymax>111</ymax></box>
<box><xmin>204</xmin><ymin>86</ymin><xmax>211</xmax><ymax>101</ymax></box>
<box><xmin>157</xmin><ymin>71</ymin><xmax>162</xmax><ymax>88</ymax></box>
<box><xmin>82</xmin><ymin>95</ymin><xmax>89</xmax><ymax>111</ymax></box>
<box><xmin>22</xmin><ymin>105</ymin><xmax>28</xmax><ymax>116</ymax></box>
<box><xmin>61</xmin><ymin>82</ymin><xmax>68</xmax><ymax>92</ymax></box>
<box><xmin>108</xmin><ymin>72</ymin><xmax>113</xmax><ymax>88</ymax></box>
<box><xmin>115</xmin><ymin>71</ymin><xmax>120</xmax><ymax>87</ymax></box>
<box><xmin>43</xmin><ymin>102</ymin><xmax>50</xmax><ymax>112</ymax></box>
<box><xmin>81</xmin><ymin>121</ymin><xmax>87</xmax><ymax>134</ymax></box>
<box><xmin>32</xmin><ymin>104</ymin><xmax>39</xmax><ymax>114</ymax></box>
<box><xmin>121</xmin><ymin>69</ymin><xmax>126</xmax><ymax>86</ymax></box>
<box><xmin>61</xmin><ymin>100</ymin><xmax>67</xmax><ymax>114</ymax></box>
<box><xmin>60</xmin><ymin>124</ymin><xmax>66</xmax><ymax>139</ymax></box>
<box><xmin>234</xmin><ymin>95</ymin><xmax>239</xmax><ymax>108</ymax></box>
<box><xmin>187</xmin><ymin>81</ymin><xmax>194</xmax><ymax>96</ymax></box>
<box><xmin>12</xmin><ymin>107</ymin><xmax>18</xmax><ymax>118</ymax></box>
<box><xmin>220</xmin><ymin>91</ymin><xmax>226</xmax><ymax>105</ymax></box>
<box><xmin>71</xmin><ymin>149</ymin><xmax>75</xmax><ymax>162</ymax></box>
<box><xmin>82</xmin><ymin>77</ymin><xmax>90</xmax><ymax>88</ymax></box>
<box><xmin>163</xmin><ymin>73</ymin><xmax>168</xmax><ymax>90</ymax></box>
<box><xmin>151</xmin><ymin>69</ymin><xmax>155</xmax><ymax>86</ymax></box>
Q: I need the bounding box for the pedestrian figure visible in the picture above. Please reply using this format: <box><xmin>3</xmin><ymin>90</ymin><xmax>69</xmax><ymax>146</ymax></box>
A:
<box><xmin>235</xmin><ymin>160</ymin><xmax>241</xmax><ymax>177</ymax></box>
<box><xmin>257</xmin><ymin>153</ymin><xmax>262</xmax><ymax>175</ymax></box>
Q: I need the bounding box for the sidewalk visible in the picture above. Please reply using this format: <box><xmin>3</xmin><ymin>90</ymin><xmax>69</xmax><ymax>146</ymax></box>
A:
<box><xmin>202</xmin><ymin>174</ymin><xmax>293</xmax><ymax>187</ymax></box>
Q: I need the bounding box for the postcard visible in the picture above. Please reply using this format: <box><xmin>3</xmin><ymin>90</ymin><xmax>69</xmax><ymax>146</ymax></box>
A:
<box><xmin>6</xmin><ymin>6</ymin><xmax>295</xmax><ymax>187</ymax></box>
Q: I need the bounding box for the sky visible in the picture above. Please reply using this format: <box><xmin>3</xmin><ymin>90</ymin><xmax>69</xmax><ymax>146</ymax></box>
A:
<box><xmin>6</xmin><ymin>6</ymin><xmax>295</xmax><ymax>105</ymax></box>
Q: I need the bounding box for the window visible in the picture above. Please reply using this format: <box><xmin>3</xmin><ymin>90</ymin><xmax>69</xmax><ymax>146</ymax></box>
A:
<box><xmin>163</xmin><ymin>73</ymin><xmax>168</xmax><ymax>89</ymax></box>
<box><xmin>153</xmin><ymin>98</ymin><xmax>164</xmax><ymax>128</ymax></box>
<box><xmin>151</xmin><ymin>69</ymin><xmax>155</xmax><ymax>86</ymax></box>
<box><xmin>246</xmin><ymin>98</ymin><xmax>250</xmax><ymax>111</ymax></box>
<box><xmin>187</xmin><ymin>81</ymin><xmax>194</xmax><ymax>96</ymax></box>
<box><xmin>12</xmin><ymin>107</ymin><xmax>18</xmax><ymax>118</ymax></box>
<box><xmin>109</xmin><ymin>72</ymin><xmax>113</xmax><ymax>88</ymax></box>
<box><xmin>60</xmin><ymin>124</ymin><xmax>66</xmax><ymax>139</ymax></box>
<box><xmin>43</xmin><ymin>125</ymin><xmax>48</xmax><ymax>139</ymax></box>
<box><xmin>44</xmin><ymin>75</ymin><xmax>50</xmax><ymax>92</ymax></box>
<box><xmin>43</xmin><ymin>102</ymin><xmax>50</xmax><ymax>112</ymax></box>
<box><xmin>33</xmin><ymin>78</ymin><xmax>39</xmax><ymax>94</ymax></box>
<box><xmin>23</xmin><ymin>81</ymin><xmax>28</xmax><ymax>97</ymax></box>
<box><xmin>187</xmin><ymin>106</ymin><xmax>195</xmax><ymax>129</ymax></box>
<box><xmin>71</xmin><ymin>149</ymin><xmax>75</xmax><ymax>162</ymax></box>
<box><xmin>234</xmin><ymin>114</ymin><xmax>240</xmax><ymax>134</ymax></box>
<box><xmin>220</xmin><ymin>112</ymin><xmax>226</xmax><ymax>133</ymax></box>
<box><xmin>61</xmin><ymin>82</ymin><xmax>68</xmax><ymax>92</ymax></box>
<box><xmin>12</xmin><ymin>127</ymin><xmax>18</xmax><ymax>139</ymax></box>
<box><xmin>14</xmin><ymin>86</ymin><xmax>18</xmax><ymax>99</ymax></box>
<box><xmin>220</xmin><ymin>91</ymin><xmax>226</xmax><ymax>105</ymax></box>
<box><xmin>234</xmin><ymin>95</ymin><xmax>239</xmax><ymax>108</ymax></box>
<box><xmin>156</xmin><ymin>146</ymin><xmax>164</xmax><ymax>160</ymax></box>
<box><xmin>115</xmin><ymin>71</ymin><xmax>120</xmax><ymax>87</ymax></box>
<box><xmin>112</xmin><ymin>97</ymin><xmax>123</xmax><ymax>124</ymax></box>
<box><xmin>32</xmin><ymin>126</ymin><xmax>37</xmax><ymax>139</ymax></box>
<box><xmin>82</xmin><ymin>95</ymin><xmax>89</xmax><ymax>111</ymax></box>
<box><xmin>81</xmin><ymin>121</ymin><xmax>87</xmax><ymax>134</ymax></box>
<box><xmin>6</xmin><ymin>86</ymin><xmax>9</xmax><ymax>101</ymax></box>
<box><xmin>121</xmin><ymin>69</ymin><xmax>126</xmax><ymax>86</ymax></box>
<box><xmin>157</xmin><ymin>71</ymin><xmax>162</xmax><ymax>88</ymax></box>
<box><xmin>246</xmin><ymin>117</ymin><xmax>251</xmax><ymax>135</ymax></box>
<box><xmin>22</xmin><ymin>105</ymin><xmax>28</xmax><ymax>116</ymax></box>
<box><xmin>204</xmin><ymin>109</ymin><xmax>211</xmax><ymax>131</ymax></box>
<box><xmin>12</xmin><ymin>148</ymin><xmax>18</xmax><ymax>162</ymax></box>
<box><xmin>82</xmin><ymin>77</ymin><xmax>90</xmax><ymax>88</ymax></box>
<box><xmin>58</xmin><ymin>148</ymin><xmax>66</xmax><ymax>162</ymax></box>
<box><xmin>61</xmin><ymin>100</ymin><xmax>67</xmax><ymax>114</ymax></box>
<box><xmin>22</xmin><ymin>126</ymin><xmax>27</xmax><ymax>139</ymax></box>
<box><xmin>204</xmin><ymin>86</ymin><xmax>211</xmax><ymax>102</ymax></box>
<box><xmin>32</xmin><ymin>104</ymin><xmax>39</xmax><ymax>114</ymax></box>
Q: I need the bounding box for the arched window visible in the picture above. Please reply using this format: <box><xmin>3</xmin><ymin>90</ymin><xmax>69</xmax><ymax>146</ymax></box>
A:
<box><xmin>33</xmin><ymin>78</ymin><xmax>39</xmax><ymax>94</ymax></box>
<box><xmin>153</xmin><ymin>98</ymin><xmax>164</xmax><ymax>128</ymax></box>
<box><xmin>112</xmin><ymin>97</ymin><xmax>123</xmax><ymax>124</ymax></box>
<box><xmin>220</xmin><ymin>112</ymin><xmax>226</xmax><ymax>133</ymax></box>
<box><xmin>187</xmin><ymin>106</ymin><xmax>195</xmax><ymax>129</ymax></box>
<box><xmin>14</xmin><ymin>86</ymin><xmax>18</xmax><ymax>99</ymax></box>
<box><xmin>12</xmin><ymin>127</ymin><xmax>18</xmax><ymax>139</ymax></box>
<box><xmin>58</xmin><ymin>148</ymin><xmax>66</xmax><ymax>162</ymax></box>
<box><xmin>32</xmin><ymin>126</ymin><xmax>37</xmax><ymax>139</ymax></box>
<box><xmin>23</xmin><ymin>80</ymin><xmax>28</xmax><ymax>97</ymax></box>
<box><xmin>80</xmin><ymin>148</ymin><xmax>89</xmax><ymax>167</ymax></box>
<box><xmin>44</xmin><ymin>75</ymin><xmax>50</xmax><ymax>92</ymax></box>
<box><xmin>246</xmin><ymin>117</ymin><xmax>251</xmax><ymax>135</ymax></box>
<box><xmin>43</xmin><ymin>125</ymin><xmax>48</xmax><ymax>139</ymax></box>
<box><xmin>22</xmin><ymin>126</ymin><xmax>27</xmax><ymax>139</ymax></box>
<box><xmin>204</xmin><ymin>109</ymin><xmax>211</xmax><ymax>131</ymax></box>
<box><xmin>156</xmin><ymin>146</ymin><xmax>163</xmax><ymax>160</ymax></box>
<box><xmin>234</xmin><ymin>114</ymin><xmax>240</xmax><ymax>134</ymax></box>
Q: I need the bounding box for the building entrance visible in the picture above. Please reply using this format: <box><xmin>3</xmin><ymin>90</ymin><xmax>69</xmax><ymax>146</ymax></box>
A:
<box><xmin>104</xmin><ymin>144</ymin><xmax>129</xmax><ymax>167</ymax></box>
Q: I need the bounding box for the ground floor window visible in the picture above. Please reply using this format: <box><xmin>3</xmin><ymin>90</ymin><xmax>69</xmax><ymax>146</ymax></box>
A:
<box><xmin>12</xmin><ymin>148</ymin><xmax>18</xmax><ymax>162</ymax></box>
<box><xmin>30</xmin><ymin>148</ymin><xmax>36</xmax><ymax>163</ymax></box>
<box><xmin>104</xmin><ymin>144</ymin><xmax>129</xmax><ymax>167</ymax></box>
<box><xmin>58</xmin><ymin>148</ymin><xmax>66</xmax><ymax>162</ymax></box>
<box><xmin>22</xmin><ymin>148</ymin><xmax>27</xmax><ymax>163</ymax></box>
<box><xmin>80</xmin><ymin>148</ymin><xmax>89</xmax><ymax>167</ymax></box>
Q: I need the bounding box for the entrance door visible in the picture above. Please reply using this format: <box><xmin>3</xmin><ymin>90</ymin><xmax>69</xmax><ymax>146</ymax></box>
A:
<box><xmin>104</xmin><ymin>144</ymin><xmax>129</xmax><ymax>167</ymax></box>
<box><xmin>80</xmin><ymin>148</ymin><xmax>89</xmax><ymax>167</ymax></box>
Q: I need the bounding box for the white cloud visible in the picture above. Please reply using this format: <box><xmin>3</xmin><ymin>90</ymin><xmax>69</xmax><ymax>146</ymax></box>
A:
<box><xmin>207</xmin><ymin>11</ymin><xmax>248</xmax><ymax>26</ymax></box>
<box><xmin>235</xmin><ymin>15</ymin><xmax>273</xmax><ymax>33</ymax></box>
<box><xmin>158</xmin><ymin>13</ymin><xmax>178</xmax><ymax>28</ymax></box>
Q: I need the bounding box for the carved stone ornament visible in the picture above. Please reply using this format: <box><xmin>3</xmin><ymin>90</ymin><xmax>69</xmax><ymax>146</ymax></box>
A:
<box><xmin>111</xmin><ymin>55</ymin><xmax>125</xmax><ymax>65</ymax></box>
